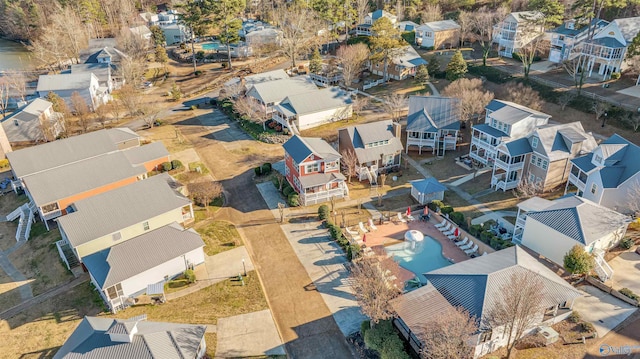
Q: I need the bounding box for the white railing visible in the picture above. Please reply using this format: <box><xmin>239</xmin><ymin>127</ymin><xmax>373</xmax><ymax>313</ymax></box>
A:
<box><xmin>495</xmin><ymin>158</ymin><xmax>524</xmax><ymax>171</ymax></box>
<box><xmin>6</xmin><ymin>206</ymin><xmax>22</xmax><ymax>221</ymax></box>
<box><xmin>363</xmin><ymin>79</ymin><xmax>385</xmax><ymax>90</ymax></box>
<box><xmin>56</xmin><ymin>239</ymin><xmax>71</xmax><ymax>270</ymax></box>
<box><xmin>568</xmin><ymin>173</ymin><xmax>586</xmax><ymax>191</ymax></box>
<box><xmin>495</xmin><ymin>180</ymin><xmax>520</xmax><ymax>191</ymax></box>
<box><xmin>471</xmin><ymin>137</ymin><xmax>498</xmax><ymax>151</ymax></box>
<box><xmin>407</xmin><ymin>138</ymin><xmax>436</xmax><ymax>148</ymax></box>
<box><xmin>302</xmin><ymin>187</ymin><xmax>348</xmax><ymax>206</ymax></box>
<box><xmin>42</xmin><ymin>209</ymin><xmax>62</xmax><ymax>221</ymax></box>
<box><xmin>593</xmin><ymin>250</ymin><xmax>613</xmax><ymax>281</ymax></box>
<box><xmin>23</xmin><ymin>209</ymin><xmax>33</xmax><ymax>241</ymax></box>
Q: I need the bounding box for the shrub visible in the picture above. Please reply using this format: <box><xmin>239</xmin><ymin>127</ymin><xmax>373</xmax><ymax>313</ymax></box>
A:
<box><xmin>611</xmin><ymin>72</ymin><xmax>621</xmax><ymax>80</ymax></box>
<box><xmin>191</xmin><ymin>105</ymin><xmax>198</xmax><ymax>110</ymax></box>
<box><xmin>364</xmin><ymin>320</ymin><xmax>410</xmax><ymax>359</ymax></box>
<box><xmin>480</xmin><ymin>230</ymin><xmax>493</xmax><ymax>244</ymax></box>
<box><xmin>347</xmin><ymin>244</ymin><xmax>361</xmax><ymax>261</ymax></box>
<box><xmin>449</xmin><ymin>211</ymin><xmax>465</xmax><ymax>227</ymax></box>
<box><xmin>283</xmin><ymin>186</ymin><xmax>295</xmax><ymax>197</ymax></box>
<box><xmin>161</xmin><ymin>161</ymin><xmax>172</xmax><ymax>172</ymax></box>
<box><xmin>318</xmin><ymin>205</ymin><xmax>329</xmax><ymax>220</ymax></box>
<box><xmin>194</xmin><ymin>70</ymin><xmax>203</xmax><ymax>77</ymax></box>
<box><xmin>469</xmin><ymin>224</ymin><xmax>483</xmax><ymax>237</ymax></box>
<box><xmin>568</xmin><ymin>311</ymin><xmax>581</xmax><ymax>323</ymax></box>
<box><xmin>337</xmin><ymin>237</ymin><xmax>349</xmax><ymax>248</ymax></box>
<box><xmin>171</xmin><ymin>160</ymin><xmax>183</xmax><ymax>170</ymax></box>
<box><xmin>361</xmin><ymin>320</ymin><xmax>371</xmax><ymax>336</ymax></box>
<box><xmin>261</xmin><ymin>163</ymin><xmax>272</xmax><ymax>175</ymax></box>
<box><xmin>0</xmin><ymin>159</ymin><xmax>9</xmax><ymax>168</ymax></box>
<box><xmin>564</xmin><ymin>245</ymin><xmax>595</xmax><ymax>275</ymax></box>
<box><xmin>620</xmin><ymin>237</ymin><xmax>634</xmax><ymax>249</ymax></box>
<box><xmin>619</xmin><ymin>288</ymin><xmax>640</xmax><ymax>301</ymax></box>
<box><xmin>184</xmin><ymin>269</ymin><xmax>196</xmax><ymax>283</ymax></box>
<box><xmin>580</xmin><ymin>322</ymin><xmax>595</xmax><ymax>333</ymax></box>
<box><xmin>482</xmin><ymin>220</ymin><xmax>496</xmax><ymax>232</ymax></box>
<box><xmin>328</xmin><ymin>223</ymin><xmax>342</xmax><ymax>240</ymax></box>
<box><xmin>287</xmin><ymin>193</ymin><xmax>299</xmax><ymax>206</ymax></box>
<box><xmin>254</xmin><ymin>166</ymin><xmax>262</xmax><ymax>176</ymax></box>
<box><xmin>427</xmin><ymin>200</ymin><xmax>444</xmax><ymax>211</ymax></box>
<box><xmin>440</xmin><ymin>206</ymin><xmax>454</xmax><ymax>215</ymax></box>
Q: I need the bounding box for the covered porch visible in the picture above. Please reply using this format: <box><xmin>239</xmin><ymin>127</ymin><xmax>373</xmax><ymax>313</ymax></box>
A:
<box><xmin>406</xmin><ymin>129</ymin><xmax>458</xmax><ymax>156</ymax></box>
<box><xmin>298</xmin><ymin>172</ymin><xmax>349</xmax><ymax>206</ymax></box>
<box><xmin>579</xmin><ymin>39</ymin><xmax>626</xmax><ymax>80</ymax></box>
<box><xmin>564</xmin><ymin>163</ymin><xmax>588</xmax><ymax>196</ymax></box>
<box><xmin>491</xmin><ymin>145</ymin><xmax>528</xmax><ymax>191</ymax></box>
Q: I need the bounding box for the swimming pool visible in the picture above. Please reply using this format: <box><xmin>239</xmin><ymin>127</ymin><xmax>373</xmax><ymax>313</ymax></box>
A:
<box><xmin>385</xmin><ymin>236</ymin><xmax>452</xmax><ymax>285</ymax></box>
<box><xmin>201</xmin><ymin>42</ymin><xmax>220</xmax><ymax>50</ymax></box>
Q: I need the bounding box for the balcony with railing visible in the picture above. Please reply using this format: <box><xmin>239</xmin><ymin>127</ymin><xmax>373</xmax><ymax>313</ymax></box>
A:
<box><xmin>579</xmin><ymin>41</ymin><xmax>625</xmax><ymax>60</ymax></box>
<box><xmin>568</xmin><ymin>166</ymin><xmax>587</xmax><ymax>191</ymax></box>
<box><xmin>491</xmin><ymin>172</ymin><xmax>520</xmax><ymax>191</ymax></box>
<box><xmin>495</xmin><ymin>153</ymin><xmax>525</xmax><ymax>171</ymax></box>
<box><xmin>301</xmin><ymin>186</ymin><xmax>349</xmax><ymax>206</ymax></box>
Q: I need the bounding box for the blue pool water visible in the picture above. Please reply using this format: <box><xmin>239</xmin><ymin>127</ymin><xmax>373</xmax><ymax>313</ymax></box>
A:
<box><xmin>201</xmin><ymin>42</ymin><xmax>220</xmax><ymax>50</ymax></box>
<box><xmin>385</xmin><ymin>236</ymin><xmax>452</xmax><ymax>285</ymax></box>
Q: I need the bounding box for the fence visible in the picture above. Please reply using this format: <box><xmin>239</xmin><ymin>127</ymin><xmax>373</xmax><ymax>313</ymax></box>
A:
<box><xmin>363</xmin><ymin>79</ymin><xmax>385</xmax><ymax>90</ymax></box>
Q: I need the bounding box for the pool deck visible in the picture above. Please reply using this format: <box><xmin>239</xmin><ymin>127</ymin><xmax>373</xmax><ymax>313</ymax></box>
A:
<box><xmin>354</xmin><ymin>217</ymin><xmax>470</xmax><ymax>264</ymax></box>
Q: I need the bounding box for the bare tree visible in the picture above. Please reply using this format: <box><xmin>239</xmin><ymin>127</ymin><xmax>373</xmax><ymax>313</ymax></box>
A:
<box><xmin>442</xmin><ymin>78</ymin><xmax>494</xmax><ymax>123</ymax></box>
<box><xmin>70</xmin><ymin>91</ymin><xmax>92</xmax><ymax>133</ymax></box>
<box><xmin>513</xmin><ymin>178</ymin><xmax>542</xmax><ymax>199</ymax></box>
<box><xmin>558</xmin><ymin>91</ymin><xmax>576</xmax><ymax>111</ymax></box>
<box><xmin>517</xmin><ymin>29</ymin><xmax>549</xmax><ymax>78</ymax></box>
<box><xmin>272</xmin><ymin>4</ymin><xmax>321</xmax><ymax>68</ymax></box>
<box><xmin>118</xmin><ymin>56</ymin><xmax>147</xmax><ymax>89</ymax></box>
<box><xmin>336</xmin><ymin>44</ymin><xmax>370</xmax><ymax>88</ymax></box>
<box><xmin>483</xmin><ymin>271</ymin><xmax>545</xmax><ymax>359</ymax></box>
<box><xmin>4</xmin><ymin>70</ymin><xmax>27</xmax><ymax>102</ymax></box>
<box><xmin>420</xmin><ymin>3</ymin><xmax>443</xmax><ymax>23</ymax></box>
<box><xmin>562</xmin><ymin>57</ymin><xmax>585</xmax><ymax>92</ymax></box>
<box><xmin>350</xmin><ymin>256</ymin><xmax>402</xmax><ymax>325</ymax></box>
<box><xmin>351</xmin><ymin>96</ymin><xmax>369</xmax><ymax>121</ymax></box>
<box><xmin>354</xmin><ymin>0</ymin><xmax>370</xmax><ymax>24</ymax></box>
<box><xmin>94</xmin><ymin>105</ymin><xmax>110</xmax><ymax>129</ymax></box>
<box><xmin>233</xmin><ymin>96</ymin><xmax>271</xmax><ymax>130</ymax></box>
<box><xmin>222</xmin><ymin>81</ymin><xmax>245</xmax><ymax>100</ymax></box>
<box><xmin>470</xmin><ymin>7</ymin><xmax>508</xmax><ymax>66</ymax></box>
<box><xmin>341</xmin><ymin>149</ymin><xmax>359</xmax><ymax>184</ymax></box>
<box><xmin>382</xmin><ymin>93</ymin><xmax>408</xmax><ymax>123</ymax></box>
<box><xmin>625</xmin><ymin>180</ymin><xmax>640</xmax><ymax>218</ymax></box>
<box><xmin>274</xmin><ymin>171</ymin><xmax>286</xmax><ymax>192</ymax></box>
<box><xmin>140</xmin><ymin>104</ymin><xmax>163</xmax><ymax>129</ymax></box>
<box><xmin>116</xmin><ymin>85</ymin><xmax>143</xmax><ymax>116</ymax></box>
<box><xmin>457</xmin><ymin>11</ymin><xmax>473</xmax><ymax>47</ymax></box>
<box><xmin>0</xmin><ymin>78</ymin><xmax>9</xmax><ymax>119</ymax></box>
<box><xmin>593</xmin><ymin>101</ymin><xmax>609</xmax><ymax>127</ymax></box>
<box><xmin>500</xmin><ymin>82</ymin><xmax>543</xmax><ymax>111</ymax></box>
<box><xmin>187</xmin><ymin>181</ymin><xmax>224</xmax><ymax>213</ymax></box>
<box><xmin>418</xmin><ymin>306</ymin><xmax>478</xmax><ymax>359</ymax></box>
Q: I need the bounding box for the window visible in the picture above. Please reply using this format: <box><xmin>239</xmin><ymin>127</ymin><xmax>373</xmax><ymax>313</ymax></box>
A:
<box><xmin>591</xmin><ymin>183</ymin><xmax>597</xmax><ymax>195</ymax></box>
<box><xmin>491</xmin><ymin>119</ymin><xmax>497</xmax><ymax>127</ymax></box>
<box><xmin>112</xmin><ymin>232</ymin><xmax>122</xmax><ymax>241</ymax></box>
<box><xmin>384</xmin><ymin>154</ymin><xmax>394</xmax><ymax>166</ymax></box>
<box><xmin>305</xmin><ymin>162</ymin><xmax>320</xmax><ymax>173</ymax></box>
<box><xmin>325</xmin><ymin>161</ymin><xmax>338</xmax><ymax>171</ymax></box>
<box><xmin>531</xmin><ymin>137</ymin><xmax>539</xmax><ymax>148</ymax></box>
<box><xmin>529</xmin><ymin>173</ymin><xmax>535</xmax><ymax>182</ymax></box>
<box><xmin>143</xmin><ymin>221</ymin><xmax>150</xmax><ymax>231</ymax></box>
<box><xmin>106</xmin><ymin>283</ymin><xmax>124</xmax><ymax>300</ymax></box>
<box><xmin>536</xmin><ymin>157</ymin><xmax>542</xmax><ymax>167</ymax></box>
<box><xmin>530</xmin><ymin>154</ymin><xmax>537</xmax><ymax>164</ymax></box>
<box><xmin>479</xmin><ymin>330</ymin><xmax>493</xmax><ymax>343</ymax></box>
<box><xmin>542</xmin><ymin>160</ymin><xmax>548</xmax><ymax>170</ymax></box>
<box><xmin>594</xmin><ymin>154</ymin><xmax>602</xmax><ymax>164</ymax></box>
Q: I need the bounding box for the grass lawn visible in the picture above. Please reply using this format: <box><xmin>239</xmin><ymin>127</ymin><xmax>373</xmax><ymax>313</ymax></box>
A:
<box><xmin>193</xmin><ymin>196</ymin><xmax>224</xmax><ymax>223</ymax></box>
<box><xmin>416</xmin><ymin>153</ymin><xmax>473</xmax><ymax>184</ymax></box>
<box><xmin>195</xmin><ymin>220</ymin><xmax>242</xmax><ymax>255</ymax></box>
<box><xmin>0</xmin><ymin>193</ymin><xmax>29</xmax><ymax>252</ymax></box>
<box><xmin>458</xmin><ymin>172</ymin><xmax>493</xmax><ymax>195</ymax></box>
<box><xmin>104</xmin><ymin>271</ymin><xmax>268</xmax><ymax>325</ymax></box>
<box><xmin>443</xmin><ymin>191</ymin><xmax>484</xmax><ymax>220</ymax></box>
<box><xmin>7</xmin><ymin>222</ymin><xmax>73</xmax><ymax>297</ymax></box>
<box><xmin>141</xmin><ymin>125</ymin><xmax>193</xmax><ymax>153</ymax></box>
<box><xmin>205</xmin><ymin>332</ymin><xmax>216</xmax><ymax>358</ymax></box>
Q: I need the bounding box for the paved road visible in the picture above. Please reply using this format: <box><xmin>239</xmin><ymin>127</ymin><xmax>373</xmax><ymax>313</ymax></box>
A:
<box><xmin>182</xmin><ymin>110</ymin><xmax>355</xmax><ymax>359</ymax></box>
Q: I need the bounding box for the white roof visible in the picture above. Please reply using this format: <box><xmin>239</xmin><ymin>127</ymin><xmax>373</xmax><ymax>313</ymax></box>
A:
<box><xmin>37</xmin><ymin>73</ymin><xmax>97</xmax><ymax>92</ymax></box>
<box><xmin>246</xmin><ymin>77</ymin><xmax>318</xmax><ymax>105</ymax></box>
<box><xmin>509</xmin><ymin>11</ymin><xmax>544</xmax><ymax>23</ymax></box>
<box><xmin>612</xmin><ymin>17</ymin><xmax>640</xmax><ymax>43</ymax></box>
<box><xmin>417</xmin><ymin>20</ymin><xmax>461</xmax><ymax>32</ymax></box>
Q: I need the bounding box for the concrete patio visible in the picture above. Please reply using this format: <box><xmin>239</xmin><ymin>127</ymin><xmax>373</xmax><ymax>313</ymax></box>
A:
<box><xmin>215</xmin><ymin>309</ymin><xmax>286</xmax><ymax>358</ymax></box>
<box><xmin>573</xmin><ymin>285</ymin><xmax>637</xmax><ymax>338</ymax></box>
<box><xmin>607</xmin><ymin>250</ymin><xmax>640</xmax><ymax>295</ymax></box>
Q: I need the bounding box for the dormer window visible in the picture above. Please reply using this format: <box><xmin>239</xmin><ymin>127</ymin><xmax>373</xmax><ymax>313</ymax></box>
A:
<box><xmin>305</xmin><ymin>162</ymin><xmax>320</xmax><ymax>173</ymax></box>
<box><xmin>531</xmin><ymin>137</ymin><xmax>539</xmax><ymax>148</ymax></box>
<box><xmin>594</xmin><ymin>155</ymin><xmax>602</xmax><ymax>164</ymax></box>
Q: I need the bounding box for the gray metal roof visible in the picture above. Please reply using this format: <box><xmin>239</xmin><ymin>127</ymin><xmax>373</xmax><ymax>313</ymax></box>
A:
<box><xmin>612</xmin><ymin>17</ymin><xmax>640</xmax><ymax>43</ymax></box>
<box><xmin>532</xmin><ymin>122</ymin><xmax>596</xmax><ymax>161</ymax></box>
<box><xmin>70</xmin><ymin>63</ymin><xmax>113</xmax><ymax>85</ymax></box>
<box><xmin>552</xmin><ymin>19</ymin><xmax>608</xmax><ymax>36</ymax></box>
<box><xmin>57</xmin><ymin>174</ymin><xmax>191</xmax><ymax>248</ymax></box>
<box><xmin>121</xmin><ymin>141</ymin><xmax>169</xmax><ymax>166</ymax></box>
<box><xmin>410</xmin><ymin>177</ymin><xmax>447</xmax><ymax>194</ymax></box>
<box><xmin>3</xmin><ymin>99</ymin><xmax>55</xmax><ymax>143</ymax></box>
<box><xmin>471</xmin><ymin>124</ymin><xmax>507</xmax><ymax>138</ymax></box>
<box><xmin>7</xmin><ymin>128</ymin><xmax>140</xmax><ymax>179</ymax></box>
<box><xmin>298</xmin><ymin>172</ymin><xmax>346</xmax><ymax>189</ymax></box>
<box><xmin>502</xmin><ymin>137</ymin><xmax>532</xmax><ymax>156</ymax></box>
<box><xmin>417</xmin><ymin>20</ymin><xmax>461</xmax><ymax>32</ymax></box>
<box><xmin>590</xmin><ymin>37</ymin><xmax>625</xmax><ymax>48</ymax></box>
<box><xmin>340</xmin><ymin>120</ymin><xmax>404</xmax><ymax>164</ymax></box>
<box><xmin>54</xmin><ymin>316</ymin><xmax>206</xmax><ymax>359</ymax></box>
<box><xmin>509</xmin><ymin>11</ymin><xmax>544</xmax><ymax>23</ymax></box>
<box><xmin>37</xmin><ymin>73</ymin><xmax>97</xmax><ymax>92</ymax></box>
<box><xmin>424</xmin><ymin>246</ymin><xmax>582</xmax><ymax>322</ymax></box>
<box><xmin>526</xmin><ymin>196</ymin><xmax>629</xmax><ymax>245</ymax></box>
<box><xmin>22</xmin><ymin>151</ymin><xmax>147</xmax><ymax>206</ymax></box>
<box><xmin>488</xmin><ymin>99</ymin><xmax>550</xmax><ymax>125</ymax></box>
<box><xmin>246</xmin><ymin>77</ymin><xmax>318</xmax><ymax>105</ymax></box>
<box><xmin>516</xmin><ymin>196</ymin><xmax>552</xmax><ymax>212</ymax></box>
<box><xmin>390</xmin><ymin>282</ymin><xmax>456</xmax><ymax>338</ymax></box>
<box><xmin>406</xmin><ymin>96</ymin><xmax>460</xmax><ymax>133</ymax></box>
<box><xmin>83</xmin><ymin>223</ymin><xmax>204</xmax><ymax>289</ymax></box>
<box><xmin>283</xmin><ymin>135</ymin><xmax>341</xmax><ymax>164</ymax></box>
<box><xmin>276</xmin><ymin>87</ymin><xmax>352</xmax><ymax>117</ymax></box>
<box><xmin>244</xmin><ymin>69</ymin><xmax>289</xmax><ymax>85</ymax></box>
<box><xmin>586</xmin><ymin>134</ymin><xmax>640</xmax><ymax>188</ymax></box>
<box><xmin>392</xmin><ymin>46</ymin><xmax>427</xmax><ymax>68</ymax></box>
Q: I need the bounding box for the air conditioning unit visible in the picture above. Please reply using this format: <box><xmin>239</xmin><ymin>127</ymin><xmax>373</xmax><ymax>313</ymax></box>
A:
<box><xmin>537</xmin><ymin>325</ymin><xmax>559</xmax><ymax>345</ymax></box>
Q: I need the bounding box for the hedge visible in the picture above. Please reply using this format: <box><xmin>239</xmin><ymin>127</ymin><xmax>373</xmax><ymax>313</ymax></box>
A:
<box><xmin>620</xmin><ymin>237</ymin><xmax>634</xmax><ymax>249</ymax></box>
<box><xmin>254</xmin><ymin>166</ymin><xmax>262</xmax><ymax>176</ymax></box>
<box><xmin>161</xmin><ymin>161</ymin><xmax>172</xmax><ymax>172</ymax></box>
<box><xmin>441</xmin><ymin>206</ymin><xmax>454</xmax><ymax>215</ymax></box>
<box><xmin>363</xmin><ymin>320</ymin><xmax>410</xmax><ymax>359</ymax></box>
<box><xmin>171</xmin><ymin>159</ymin><xmax>183</xmax><ymax>170</ymax></box>
<box><xmin>619</xmin><ymin>288</ymin><xmax>640</xmax><ymax>301</ymax></box>
<box><xmin>449</xmin><ymin>211</ymin><xmax>465</xmax><ymax>229</ymax></box>
<box><xmin>468</xmin><ymin>64</ymin><xmax>513</xmax><ymax>84</ymax></box>
<box><xmin>287</xmin><ymin>193</ymin><xmax>299</xmax><ymax>206</ymax></box>
<box><xmin>283</xmin><ymin>186</ymin><xmax>295</xmax><ymax>197</ymax></box>
<box><xmin>261</xmin><ymin>163</ymin><xmax>272</xmax><ymax>175</ymax></box>
<box><xmin>318</xmin><ymin>205</ymin><xmax>329</xmax><ymax>220</ymax></box>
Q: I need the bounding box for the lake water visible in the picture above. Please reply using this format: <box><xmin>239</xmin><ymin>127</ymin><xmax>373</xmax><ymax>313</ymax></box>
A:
<box><xmin>0</xmin><ymin>38</ymin><xmax>34</xmax><ymax>71</ymax></box>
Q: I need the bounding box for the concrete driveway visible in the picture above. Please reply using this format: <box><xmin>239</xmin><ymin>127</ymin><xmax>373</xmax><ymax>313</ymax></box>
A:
<box><xmin>573</xmin><ymin>285</ymin><xmax>637</xmax><ymax>338</ymax></box>
<box><xmin>608</xmin><ymin>251</ymin><xmax>640</xmax><ymax>295</ymax></box>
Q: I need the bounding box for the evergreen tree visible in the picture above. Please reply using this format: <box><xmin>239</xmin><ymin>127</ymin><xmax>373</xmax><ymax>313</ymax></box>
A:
<box><xmin>150</xmin><ymin>25</ymin><xmax>166</xmax><ymax>46</ymax></box>
<box><xmin>627</xmin><ymin>32</ymin><xmax>640</xmax><ymax>59</ymax></box>
<box><xmin>445</xmin><ymin>51</ymin><xmax>467</xmax><ymax>81</ymax></box>
<box><xmin>564</xmin><ymin>245</ymin><xmax>595</xmax><ymax>275</ymax></box>
<box><xmin>426</xmin><ymin>55</ymin><xmax>441</xmax><ymax>77</ymax></box>
<box><xmin>414</xmin><ymin>65</ymin><xmax>429</xmax><ymax>86</ymax></box>
<box><xmin>309</xmin><ymin>47</ymin><xmax>323</xmax><ymax>74</ymax></box>
<box><xmin>213</xmin><ymin>0</ymin><xmax>245</xmax><ymax>70</ymax></box>
<box><xmin>528</xmin><ymin>0</ymin><xmax>565</xmax><ymax>27</ymax></box>
<box><xmin>369</xmin><ymin>17</ymin><xmax>405</xmax><ymax>81</ymax></box>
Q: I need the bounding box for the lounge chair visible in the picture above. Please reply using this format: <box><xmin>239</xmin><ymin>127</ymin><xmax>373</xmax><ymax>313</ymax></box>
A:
<box><xmin>438</xmin><ymin>222</ymin><xmax>451</xmax><ymax>233</ymax></box>
<box><xmin>405</xmin><ymin>213</ymin><xmax>415</xmax><ymax>222</ymax></box>
<box><xmin>358</xmin><ymin>221</ymin><xmax>369</xmax><ymax>233</ymax></box>
<box><xmin>459</xmin><ymin>241</ymin><xmax>474</xmax><ymax>251</ymax></box>
<box><xmin>368</xmin><ymin>218</ymin><xmax>378</xmax><ymax>231</ymax></box>
<box><xmin>447</xmin><ymin>231</ymin><xmax>460</xmax><ymax>240</ymax></box>
<box><xmin>464</xmin><ymin>244</ymin><xmax>479</xmax><ymax>256</ymax></box>
<box><xmin>434</xmin><ymin>219</ymin><xmax>447</xmax><ymax>228</ymax></box>
<box><xmin>396</xmin><ymin>213</ymin><xmax>407</xmax><ymax>223</ymax></box>
<box><xmin>482</xmin><ymin>252</ymin><xmax>488</xmax><ymax>256</ymax></box>
<box><xmin>345</xmin><ymin>227</ymin><xmax>359</xmax><ymax>236</ymax></box>
<box><xmin>455</xmin><ymin>237</ymin><xmax>469</xmax><ymax>247</ymax></box>
<box><xmin>443</xmin><ymin>227</ymin><xmax>456</xmax><ymax>236</ymax></box>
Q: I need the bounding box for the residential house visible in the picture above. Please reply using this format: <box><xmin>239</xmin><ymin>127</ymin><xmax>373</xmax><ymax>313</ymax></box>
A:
<box><xmin>577</xmin><ymin>17</ymin><xmax>640</xmax><ymax>79</ymax></box>
<box><xmin>469</xmin><ymin>100</ymin><xmax>551</xmax><ymax>167</ymax></box>
<box><xmin>1</xmin><ymin>98</ymin><xmax>64</xmax><ymax>150</ymax></box>
<box><xmin>370</xmin><ymin>46</ymin><xmax>427</xmax><ymax>80</ymax></box>
<box><xmin>70</xmin><ymin>63</ymin><xmax>119</xmax><ymax>92</ymax></box>
<box><xmin>391</xmin><ymin>246</ymin><xmax>583</xmax><ymax>358</ymax></box>
<box><xmin>405</xmin><ymin>96</ymin><xmax>461</xmax><ymax>156</ymax></box>
<box><xmin>36</xmin><ymin>73</ymin><xmax>109</xmax><ymax>110</ymax></box>
<box><xmin>410</xmin><ymin>177</ymin><xmax>447</xmax><ymax>205</ymax></box>
<box><xmin>245</xmin><ymin>28</ymin><xmax>282</xmax><ymax>46</ymax></box>
<box><xmin>415</xmin><ymin>20</ymin><xmax>461</xmax><ymax>49</ymax></box>
<box><xmin>355</xmin><ymin>9</ymin><xmax>398</xmax><ymax>36</ymax></box>
<box><xmin>492</xmin><ymin>11</ymin><xmax>545</xmax><ymax>58</ymax></box>
<box><xmin>245</xmin><ymin>77</ymin><xmax>318</xmax><ymax>115</ymax></box>
<box><xmin>54</xmin><ymin>316</ymin><xmax>207</xmax><ymax>359</ymax></box>
<box><xmin>548</xmin><ymin>19</ymin><xmax>609</xmax><ymax>63</ymax></box>
<box><xmin>129</xmin><ymin>25</ymin><xmax>153</xmax><ymax>40</ymax></box>
<box><xmin>84</xmin><ymin>222</ymin><xmax>205</xmax><ymax>311</ymax></box>
<box><xmin>491</xmin><ymin>121</ymin><xmax>597</xmax><ymax>191</ymax></box>
<box><xmin>222</xmin><ymin>69</ymin><xmax>290</xmax><ymax>95</ymax></box>
<box><xmin>339</xmin><ymin>120</ymin><xmax>404</xmax><ymax>183</ymax></box>
<box><xmin>55</xmin><ymin>173</ymin><xmax>194</xmax><ymax>269</ymax></box>
<box><xmin>513</xmin><ymin>195</ymin><xmax>629</xmax><ymax>281</ymax></box>
<box><xmin>397</xmin><ymin>20</ymin><xmax>419</xmax><ymax>33</ymax></box>
<box><xmin>272</xmin><ymin>87</ymin><xmax>353</xmax><ymax>132</ymax></box>
<box><xmin>163</xmin><ymin>24</ymin><xmax>192</xmax><ymax>45</ymax></box>
<box><xmin>139</xmin><ymin>11</ymin><xmax>159</xmax><ymax>26</ymax></box>
<box><xmin>157</xmin><ymin>10</ymin><xmax>180</xmax><ymax>26</ymax></box>
<box><xmin>83</xmin><ymin>42</ymin><xmax>127</xmax><ymax>65</ymax></box>
<box><xmin>283</xmin><ymin>135</ymin><xmax>348</xmax><ymax>206</ymax></box>
<box><xmin>566</xmin><ymin>134</ymin><xmax>640</xmax><ymax>214</ymax></box>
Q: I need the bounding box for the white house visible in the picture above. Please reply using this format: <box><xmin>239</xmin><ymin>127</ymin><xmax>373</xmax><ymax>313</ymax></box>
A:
<box><xmin>245</xmin><ymin>28</ymin><xmax>282</xmax><ymax>46</ymax></box>
<box><xmin>548</xmin><ymin>19</ymin><xmax>609</xmax><ymax>63</ymax></box>
<box><xmin>577</xmin><ymin>17</ymin><xmax>640</xmax><ymax>79</ymax></box>
<box><xmin>70</xmin><ymin>63</ymin><xmax>119</xmax><ymax>92</ymax></box>
<box><xmin>355</xmin><ymin>9</ymin><xmax>398</xmax><ymax>36</ymax></box>
<box><xmin>1</xmin><ymin>98</ymin><xmax>64</xmax><ymax>149</ymax></box>
<box><xmin>36</xmin><ymin>73</ymin><xmax>109</xmax><ymax>111</ymax></box>
<box><xmin>514</xmin><ymin>195</ymin><xmax>630</xmax><ymax>281</ymax></box>
<box><xmin>129</xmin><ymin>25</ymin><xmax>153</xmax><ymax>40</ymax></box>
<box><xmin>54</xmin><ymin>316</ymin><xmax>207</xmax><ymax>359</ymax></box>
<box><xmin>83</xmin><ymin>222</ymin><xmax>205</xmax><ymax>312</ymax></box>
<box><xmin>272</xmin><ymin>87</ymin><xmax>352</xmax><ymax>132</ymax></box>
<box><xmin>492</xmin><ymin>11</ymin><xmax>545</xmax><ymax>58</ymax></box>
<box><xmin>415</xmin><ymin>20</ymin><xmax>461</xmax><ymax>49</ymax></box>
<box><xmin>565</xmin><ymin>134</ymin><xmax>640</xmax><ymax>215</ymax></box>
<box><xmin>469</xmin><ymin>100</ymin><xmax>551</xmax><ymax>167</ymax></box>
<box><xmin>391</xmin><ymin>246</ymin><xmax>583</xmax><ymax>358</ymax></box>
<box><xmin>405</xmin><ymin>96</ymin><xmax>461</xmax><ymax>156</ymax></box>
<box><xmin>162</xmin><ymin>24</ymin><xmax>192</xmax><ymax>44</ymax></box>
<box><xmin>410</xmin><ymin>177</ymin><xmax>447</xmax><ymax>205</ymax></box>
<box><xmin>245</xmin><ymin>76</ymin><xmax>318</xmax><ymax>114</ymax></box>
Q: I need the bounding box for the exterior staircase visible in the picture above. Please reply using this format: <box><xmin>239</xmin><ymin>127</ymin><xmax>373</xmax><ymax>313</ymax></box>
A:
<box><xmin>56</xmin><ymin>239</ymin><xmax>80</xmax><ymax>270</ymax></box>
<box><xmin>593</xmin><ymin>249</ymin><xmax>614</xmax><ymax>282</ymax></box>
<box><xmin>11</xmin><ymin>202</ymin><xmax>36</xmax><ymax>242</ymax></box>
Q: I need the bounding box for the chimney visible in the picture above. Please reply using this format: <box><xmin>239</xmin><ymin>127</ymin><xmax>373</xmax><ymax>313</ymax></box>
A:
<box><xmin>392</xmin><ymin>122</ymin><xmax>402</xmax><ymax>139</ymax></box>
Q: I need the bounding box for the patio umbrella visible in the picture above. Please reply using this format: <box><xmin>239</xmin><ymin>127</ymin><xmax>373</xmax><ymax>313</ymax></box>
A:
<box><xmin>454</xmin><ymin>227</ymin><xmax>459</xmax><ymax>237</ymax></box>
<box><xmin>406</xmin><ymin>207</ymin><xmax>411</xmax><ymax>216</ymax></box>
<box><xmin>362</xmin><ymin>234</ymin><xmax>366</xmax><ymax>243</ymax></box>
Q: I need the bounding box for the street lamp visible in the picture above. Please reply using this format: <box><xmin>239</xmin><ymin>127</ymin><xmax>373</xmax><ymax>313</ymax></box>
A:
<box><xmin>242</xmin><ymin>258</ymin><xmax>247</xmax><ymax>277</ymax></box>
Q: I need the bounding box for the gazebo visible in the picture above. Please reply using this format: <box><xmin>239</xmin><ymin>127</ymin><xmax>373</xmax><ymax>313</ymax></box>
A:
<box><xmin>410</xmin><ymin>177</ymin><xmax>447</xmax><ymax>205</ymax></box>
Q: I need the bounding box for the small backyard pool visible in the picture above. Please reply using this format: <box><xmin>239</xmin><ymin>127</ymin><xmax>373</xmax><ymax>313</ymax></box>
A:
<box><xmin>385</xmin><ymin>236</ymin><xmax>452</xmax><ymax>285</ymax></box>
<box><xmin>201</xmin><ymin>41</ymin><xmax>221</xmax><ymax>50</ymax></box>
